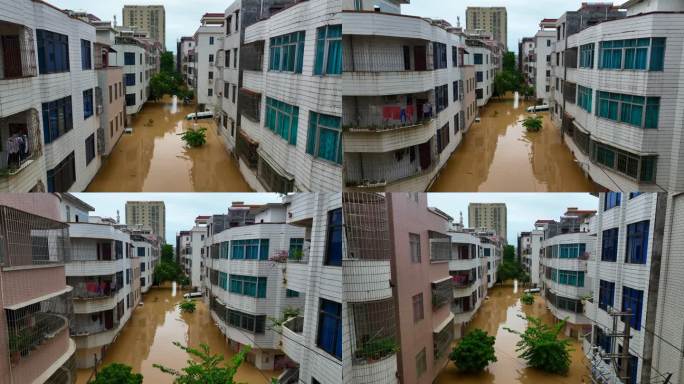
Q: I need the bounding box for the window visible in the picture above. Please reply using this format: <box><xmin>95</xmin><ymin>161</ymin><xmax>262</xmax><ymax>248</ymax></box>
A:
<box><xmin>208</xmin><ymin>88</ymin><xmax>213</xmax><ymax>97</ymax></box>
<box><xmin>577</xmin><ymin>86</ymin><xmax>592</xmax><ymax>113</ymax></box>
<box><xmin>476</xmin><ymin>88</ymin><xmax>483</xmax><ymax>100</ymax></box>
<box><xmin>599</xmin><ymin>38</ymin><xmax>665</xmax><ymax>71</ymax></box>
<box><xmin>125</xmin><ymin>73</ymin><xmax>136</xmax><ymax>86</ymax></box>
<box><xmin>354</xmin><ymin>0</ymin><xmax>363</xmax><ymax>10</ymax></box>
<box><xmin>474</xmin><ymin>53</ymin><xmax>483</xmax><ymax>65</ymax></box>
<box><xmin>47</xmin><ymin>152</ymin><xmax>75</xmax><ymax>192</ymax></box>
<box><xmin>314</xmin><ymin>25</ymin><xmax>342</xmax><ymax>75</ymax></box>
<box><xmin>269</xmin><ymin>31</ymin><xmax>306</xmax><ymax>73</ymax></box>
<box><xmin>559</xmin><ymin>243</ymin><xmax>586</xmax><ymax>259</ymax></box>
<box><xmin>229</xmin><ymin>274</ymin><xmax>267</xmax><ymax>298</ymax></box>
<box><xmin>208</xmin><ymin>71</ymin><xmax>213</xmax><ymax>80</ymax></box>
<box><xmin>416</xmin><ymin>348</ymin><xmax>427</xmax><ymax>378</ymax></box>
<box><xmin>209</xmin><ymin>36</ymin><xmax>214</xmax><ymax>45</ymax></box>
<box><xmin>230</xmin><ymin>239</ymin><xmax>269</xmax><ymax>260</ymax></box>
<box><xmin>42</xmin><ymin>96</ymin><xmax>73</xmax><ymax>144</ymax></box>
<box><xmin>451</xmin><ymin>46</ymin><xmax>459</xmax><ymax>67</ymax></box>
<box><xmin>286</xmin><ymin>289</ymin><xmax>300</xmax><ymax>298</ymax></box>
<box><xmin>432</xmin><ymin>42</ymin><xmax>447</xmax><ymax>69</ymax></box>
<box><xmin>137</xmin><ymin>247</ymin><xmax>145</xmax><ymax>257</ymax></box>
<box><xmin>224</xmin><ymin>82</ymin><xmax>230</xmax><ymax>99</ymax></box>
<box><xmin>558</xmin><ymin>270</ymin><xmax>584</xmax><ymax>287</ymax></box>
<box><xmin>325</xmin><ymin>208</ymin><xmax>342</xmax><ymax>266</ymax></box>
<box><xmin>316</xmin><ymin>299</ymin><xmax>341</xmax><ymax>359</ymax></box>
<box><xmin>227</xmin><ymin>309</ymin><xmax>266</xmax><ymax>333</ymax></box>
<box><xmin>306</xmin><ymin>112</ymin><xmax>342</xmax><ymax>164</ymax></box>
<box><xmin>209</xmin><ymin>54</ymin><xmax>214</xmax><ymax>63</ymax></box>
<box><xmin>579</xmin><ymin>43</ymin><xmax>594</xmax><ymax>68</ymax></box>
<box><xmin>124</xmin><ymin>52</ymin><xmax>136</xmax><ymax>66</ymax></box>
<box><xmin>453</xmin><ymin>81</ymin><xmax>459</xmax><ymax>102</ymax></box>
<box><xmin>413</xmin><ymin>293</ymin><xmax>424</xmax><ymax>322</ymax></box>
<box><xmin>602</xmin><ymin>228</ymin><xmax>618</xmax><ymax>262</ymax></box>
<box><xmin>126</xmin><ymin>93</ymin><xmax>136</xmax><ymax>107</ymax></box>
<box><xmin>265</xmin><ymin>97</ymin><xmax>299</xmax><ymax>145</ymax></box>
<box><xmin>626</xmin><ymin>220</ymin><xmax>649</xmax><ymax>264</ymax></box>
<box><xmin>409</xmin><ymin>233</ymin><xmax>421</xmax><ymax>263</ymax></box>
<box><xmin>437</xmin><ymin>123</ymin><xmax>450</xmax><ymax>153</ymax></box>
<box><xmin>85</xmin><ymin>133</ymin><xmax>95</xmax><ymax>165</ymax></box>
<box><xmin>598</xmin><ymin>280</ymin><xmax>615</xmax><ymax>311</ymax></box>
<box><xmin>232</xmin><ymin>86</ymin><xmax>236</xmax><ymax>103</ymax></box>
<box><xmin>435</xmin><ymin>84</ymin><xmax>448</xmax><ymax>113</ymax></box>
<box><xmin>234</xmin><ymin>48</ymin><xmax>238</xmax><ymax>67</ymax></box>
<box><xmin>622</xmin><ymin>286</ymin><xmax>643</xmax><ymax>330</ymax></box>
<box><xmin>604</xmin><ymin>192</ymin><xmax>621</xmax><ymax>210</ymax></box>
<box><xmin>597</xmin><ymin>91</ymin><xmax>660</xmax><ymax>129</ymax></box>
<box><xmin>225</xmin><ymin>50</ymin><xmax>231</xmax><ymax>67</ymax></box>
<box><xmin>81</xmin><ymin>39</ymin><xmax>92</xmax><ymax>70</ymax></box>
<box><xmin>37</xmin><ymin>30</ymin><xmax>70</xmax><ymax>74</ymax></box>
<box><xmin>629</xmin><ymin>192</ymin><xmax>643</xmax><ymax>199</ymax></box>
<box><xmin>593</xmin><ymin>143</ymin><xmax>657</xmax><ymax>182</ymax></box>
<box><xmin>476</xmin><ymin>71</ymin><xmax>483</xmax><ymax>82</ymax></box>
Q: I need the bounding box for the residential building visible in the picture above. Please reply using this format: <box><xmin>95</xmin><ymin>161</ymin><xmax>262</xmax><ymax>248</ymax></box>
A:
<box><xmin>550</xmin><ymin>1</ymin><xmax>684</xmax><ymax>192</ymax></box>
<box><xmin>534</xmin><ymin>19</ymin><xmax>556</xmax><ymax>102</ymax></box>
<box><xmin>1</xmin><ymin>0</ymin><xmax>103</xmax><ymax>192</ymax></box>
<box><xmin>519</xmin><ymin>37</ymin><xmax>535</xmax><ymax>90</ymax></box>
<box><xmin>177</xmin><ymin>36</ymin><xmax>195</xmax><ymax>87</ymax></box>
<box><xmin>540</xmin><ymin>207</ymin><xmax>595</xmax><ymax>338</ymax></box>
<box><xmin>342</xmin><ymin>2</ymin><xmax>477</xmax><ymax>192</ymax></box>
<box><xmin>466</xmin><ymin>33</ymin><xmax>500</xmax><ymax>108</ymax></box>
<box><xmin>214</xmin><ymin>0</ymin><xmax>293</xmax><ymax>160</ymax></box>
<box><xmin>278</xmin><ymin>193</ymin><xmax>343</xmax><ymax>383</ymax></box>
<box><xmin>237</xmin><ymin>0</ymin><xmax>343</xmax><ymax>192</ymax></box>
<box><xmin>122</xmin><ymin>5</ymin><xmax>166</xmax><ymax>49</ymax></box>
<box><xmin>128</xmin><ymin>229</ymin><xmax>160</xmax><ymax>293</ymax></box>
<box><xmin>465</xmin><ymin>7</ymin><xmax>508</xmax><ymax>50</ymax></box>
<box><xmin>182</xmin><ymin>216</ymin><xmax>209</xmax><ymax>289</ymax></box>
<box><xmin>468</xmin><ymin>202</ymin><xmax>507</xmax><ymax>244</ymax></box>
<box><xmin>584</xmin><ymin>192</ymin><xmax>684</xmax><ymax>384</ymax></box>
<box><xmin>61</xmin><ymin>202</ymin><xmax>139</xmax><ymax>368</ymax></box>
<box><xmin>477</xmin><ymin>229</ymin><xmax>502</xmax><ymax>288</ymax></box>
<box><xmin>176</xmin><ymin>230</ymin><xmax>192</xmax><ymax>264</ymax></box>
<box><xmin>0</xmin><ymin>195</ymin><xmax>76</xmax><ymax>384</ymax></box>
<box><xmin>125</xmin><ymin>201</ymin><xmax>166</xmax><ymax>243</ymax></box>
<box><xmin>192</xmin><ymin>13</ymin><xmax>224</xmax><ymax>111</ymax></box>
<box><xmin>518</xmin><ymin>223</ymin><xmax>546</xmax><ymax>287</ymax></box>
<box><xmin>387</xmin><ymin>193</ymin><xmax>454</xmax><ymax>384</ymax></box>
<box><xmin>204</xmin><ymin>203</ymin><xmax>305</xmax><ymax>371</ymax></box>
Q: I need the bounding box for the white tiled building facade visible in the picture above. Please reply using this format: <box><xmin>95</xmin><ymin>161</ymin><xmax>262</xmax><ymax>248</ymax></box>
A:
<box><xmin>192</xmin><ymin>14</ymin><xmax>223</xmax><ymax>111</ymax></box>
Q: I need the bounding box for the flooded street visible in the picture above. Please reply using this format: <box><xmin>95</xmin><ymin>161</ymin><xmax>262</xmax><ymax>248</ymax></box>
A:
<box><xmin>430</xmin><ymin>97</ymin><xmax>600</xmax><ymax>192</ymax></box>
<box><xmin>76</xmin><ymin>287</ymin><xmax>279</xmax><ymax>384</ymax></box>
<box><xmin>436</xmin><ymin>283</ymin><xmax>589</xmax><ymax>383</ymax></box>
<box><xmin>87</xmin><ymin>97</ymin><xmax>251</xmax><ymax>192</ymax></box>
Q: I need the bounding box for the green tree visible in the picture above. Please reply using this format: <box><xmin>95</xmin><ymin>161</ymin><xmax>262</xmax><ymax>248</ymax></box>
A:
<box><xmin>161</xmin><ymin>244</ymin><xmax>174</xmax><ymax>263</ymax></box>
<box><xmin>505</xmin><ymin>316</ymin><xmax>572</xmax><ymax>375</ymax></box>
<box><xmin>503</xmin><ymin>245</ymin><xmax>515</xmax><ymax>263</ymax></box>
<box><xmin>89</xmin><ymin>363</ymin><xmax>143</xmax><ymax>384</ymax></box>
<box><xmin>179</xmin><ymin>300</ymin><xmax>197</xmax><ymax>313</ymax></box>
<box><xmin>154</xmin><ymin>342</ymin><xmax>252</xmax><ymax>384</ymax></box>
<box><xmin>523</xmin><ymin>115</ymin><xmax>543</xmax><ymax>132</ymax></box>
<box><xmin>179</xmin><ymin>127</ymin><xmax>208</xmax><ymax>147</ymax></box>
<box><xmin>521</xmin><ymin>292</ymin><xmax>535</xmax><ymax>305</ymax></box>
<box><xmin>496</xmin><ymin>260</ymin><xmax>522</xmax><ymax>283</ymax></box>
<box><xmin>503</xmin><ymin>51</ymin><xmax>516</xmax><ymax>72</ymax></box>
<box><xmin>160</xmin><ymin>51</ymin><xmax>175</xmax><ymax>74</ymax></box>
<box><xmin>449</xmin><ymin>329</ymin><xmax>497</xmax><ymax>373</ymax></box>
<box><xmin>153</xmin><ymin>260</ymin><xmax>183</xmax><ymax>285</ymax></box>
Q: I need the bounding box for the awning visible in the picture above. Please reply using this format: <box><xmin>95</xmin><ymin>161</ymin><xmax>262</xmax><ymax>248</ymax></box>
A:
<box><xmin>434</xmin><ymin>312</ymin><xmax>455</xmax><ymax>333</ymax></box>
<box><xmin>5</xmin><ymin>286</ymin><xmax>73</xmax><ymax>310</ymax></box>
<box><xmin>257</xmin><ymin>148</ymin><xmax>294</xmax><ymax>181</ymax></box>
<box><xmin>432</xmin><ymin>276</ymin><xmax>452</xmax><ymax>285</ymax></box>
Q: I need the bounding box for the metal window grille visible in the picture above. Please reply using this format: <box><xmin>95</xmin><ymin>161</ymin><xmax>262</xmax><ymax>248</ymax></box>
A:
<box><xmin>343</xmin><ymin>193</ymin><xmax>391</xmax><ymax>261</ymax></box>
<box><xmin>349</xmin><ymin>299</ymin><xmax>397</xmax><ymax>365</ymax></box>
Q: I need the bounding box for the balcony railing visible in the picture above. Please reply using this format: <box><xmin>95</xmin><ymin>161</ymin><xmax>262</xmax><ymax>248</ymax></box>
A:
<box><xmin>429</xmin><ymin>231</ymin><xmax>451</xmax><ymax>262</ymax></box>
<box><xmin>238</xmin><ymin>88</ymin><xmax>261</xmax><ymax>122</ymax></box>
<box><xmin>349</xmin><ymin>299</ymin><xmax>397</xmax><ymax>365</ymax></box>
<box><xmin>0</xmin><ymin>22</ymin><xmax>37</xmax><ymax>80</ymax></box>
<box><xmin>432</xmin><ymin>278</ymin><xmax>451</xmax><ymax>309</ymax></box>
<box><xmin>71</xmin><ymin>309</ymin><xmax>119</xmax><ymax>336</ymax></box>
<box><xmin>283</xmin><ymin>315</ymin><xmax>304</xmax><ymax>334</ymax></box>
<box><xmin>0</xmin><ymin>205</ymin><xmax>70</xmax><ymax>267</ymax></box>
<box><xmin>241</xmin><ymin>41</ymin><xmax>264</xmax><ymax>72</ymax></box>
<box><xmin>5</xmin><ymin>291</ymin><xmax>72</xmax><ymax>365</ymax></box>
<box><xmin>1</xmin><ymin>109</ymin><xmax>42</xmax><ymax>177</ymax></box>
<box><xmin>343</xmin><ymin>193</ymin><xmax>391</xmax><ymax>261</ymax></box>
<box><xmin>67</xmin><ymin>276</ymin><xmax>120</xmax><ymax>299</ymax></box>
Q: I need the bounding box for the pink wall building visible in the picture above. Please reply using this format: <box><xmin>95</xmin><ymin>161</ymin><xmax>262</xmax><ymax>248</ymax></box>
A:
<box><xmin>387</xmin><ymin>193</ymin><xmax>454</xmax><ymax>384</ymax></box>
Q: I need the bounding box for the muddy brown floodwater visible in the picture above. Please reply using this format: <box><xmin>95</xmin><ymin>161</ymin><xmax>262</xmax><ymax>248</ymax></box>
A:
<box><xmin>429</xmin><ymin>97</ymin><xmax>600</xmax><ymax>192</ymax></box>
<box><xmin>75</xmin><ymin>287</ymin><xmax>279</xmax><ymax>384</ymax></box>
<box><xmin>86</xmin><ymin>97</ymin><xmax>251</xmax><ymax>191</ymax></box>
<box><xmin>436</xmin><ymin>283</ymin><xmax>589</xmax><ymax>383</ymax></box>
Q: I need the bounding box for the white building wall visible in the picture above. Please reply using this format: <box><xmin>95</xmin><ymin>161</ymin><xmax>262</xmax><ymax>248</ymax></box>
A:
<box><xmin>534</xmin><ymin>30</ymin><xmax>554</xmax><ymax>101</ymax></box>
<box><xmin>189</xmin><ymin>226</ymin><xmax>207</xmax><ymax>289</ymax></box>
<box><xmin>110</xmin><ymin>44</ymin><xmax>148</xmax><ymax>117</ymax></box>
<box><xmin>193</xmin><ymin>27</ymin><xmax>222</xmax><ymax>109</ymax></box>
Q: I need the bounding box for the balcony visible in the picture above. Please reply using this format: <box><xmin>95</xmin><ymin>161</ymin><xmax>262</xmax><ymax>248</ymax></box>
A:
<box><xmin>281</xmin><ymin>316</ymin><xmax>304</xmax><ymax>364</ymax></box>
<box><xmin>349</xmin><ymin>299</ymin><xmax>397</xmax><ymax>372</ymax></box>
<box><xmin>429</xmin><ymin>231</ymin><xmax>451</xmax><ymax>262</ymax></box>
<box><xmin>71</xmin><ymin>308</ymin><xmax>119</xmax><ymax>337</ymax></box>
<box><xmin>67</xmin><ymin>275</ymin><xmax>120</xmax><ymax>300</ymax></box>
<box><xmin>238</xmin><ymin>88</ymin><xmax>261</xmax><ymax>122</ymax></box>
<box><xmin>1</xmin><ymin>109</ymin><xmax>42</xmax><ymax>179</ymax></box>
<box><xmin>450</xmin><ymin>269</ymin><xmax>477</xmax><ymax>289</ymax></box>
<box><xmin>432</xmin><ymin>277</ymin><xmax>452</xmax><ymax>309</ymax></box>
<box><xmin>240</xmin><ymin>41</ymin><xmax>264</xmax><ymax>72</ymax></box>
<box><xmin>0</xmin><ymin>22</ymin><xmax>37</xmax><ymax>80</ymax></box>
<box><xmin>5</xmin><ymin>291</ymin><xmax>72</xmax><ymax>366</ymax></box>
<box><xmin>0</xmin><ymin>205</ymin><xmax>69</xmax><ymax>267</ymax></box>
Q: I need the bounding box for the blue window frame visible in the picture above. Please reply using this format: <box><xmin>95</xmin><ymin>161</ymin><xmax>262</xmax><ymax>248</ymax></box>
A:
<box><xmin>626</xmin><ymin>220</ymin><xmax>649</xmax><ymax>264</ymax></box>
<box><xmin>83</xmin><ymin>89</ymin><xmax>93</xmax><ymax>119</ymax></box>
<box><xmin>125</xmin><ymin>73</ymin><xmax>136</xmax><ymax>86</ymax></box>
<box><xmin>316</xmin><ymin>299</ymin><xmax>342</xmax><ymax>359</ymax></box>
<box><xmin>47</xmin><ymin>152</ymin><xmax>75</xmax><ymax>192</ymax></box>
<box><xmin>599</xmin><ymin>38</ymin><xmax>665</xmax><ymax>71</ymax></box>
<box><xmin>42</xmin><ymin>96</ymin><xmax>73</xmax><ymax>144</ymax></box>
<box><xmin>265</xmin><ymin>97</ymin><xmax>299</xmax><ymax>145</ymax></box>
<box><xmin>81</xmin><ymin>39</ymin><xmax>92</xmax><ymax>70</ymax></box>
<box><xmin>229</xmin><ymin>274</ymin><xmax>267</xmax><ymax>298</ymax></box>
<box><xmin>325</xmin><ymin>208</ymin><xmax>342</xmax><ymax>266</ymax></box>
<box><xmin>37</xmin><ymin>29</ymin><xmax>70</xmax><ymax>74</ymax></box>
<box><xmin>314</xmin><ymin>25</ymin><xmax>342</xmax><ymax>75</ymax></box>
<box><xmin>602</xmin><ymin>228</ymin><xmax>618</xmax><ymax>262</ymax></box>
<box><xmin>269</xmin><ymin>31</ymin><xmax>305</xmax><ymax>73</ymax></box>
<box><xmin>306</xmin><ymin>112</ymin><xmax>342</xmax><ymax>164</ymax></box>
<box><xmin>604</xmin><ymin>192</ymin><xmax>621</xmax><ymax>210</ymax></box>
<box><xmin>621</xmin><ymin>286</ymin><xmax>643</xmax><ymax>330</ymax></box>
<box><xmin>579</xmin><ymin>43</ymin><xmax>594</xmax><ymax>68</ymax></box>
<box><xmin>629</xmin><ymin>192</ymin><xmax>643</xmax><ymax>199</ymax></box>
<box><xmin>598</xmin><ymin>279</ymin><xmax>615</xmax><ymax>311</ymax></box>
<box><xmin>219</xmin><ymin>272</ymin><xmax>228</xmax><ymax>290</ymax></box>
<box><xmin>85</xmin><ymin>133</ymin><xmax>95</xmax><ymax>165</ymax></box>
<box><xmin>124</xmin><ymin>52</ymin><xmax>136</xmax><ymax>66</ymax></box>
<box><xmin>432</xmin><ymin>42</ymin><xmax>447</xmax><ymax>69</ymax></box>
<box><xmin>230</xmin><ymin>239</ymin><xmax>269</xmax><ymax>260</ymax></box>
<box><xmin>577</xmin><ymin>85</ymin><xmax>592</xmax><ymax>113</ymax></box>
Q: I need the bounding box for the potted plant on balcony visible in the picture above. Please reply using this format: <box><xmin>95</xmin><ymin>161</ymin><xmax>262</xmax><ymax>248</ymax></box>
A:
<box><xmin>355</xmin><ymin>336</ymin><xmax>399</xmax><ymax>363</ymax></box>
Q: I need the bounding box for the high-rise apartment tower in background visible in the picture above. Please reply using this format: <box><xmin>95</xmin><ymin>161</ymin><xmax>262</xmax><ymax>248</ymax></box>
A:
<box><xmin>468</xmin><ymin>202</ymin><xmax>507</xmax><ymax>244</ymax></box>
<box><xmin>122</xmin><ymin>5</ymin><xmax>166</xmax><ymax>49</ymax></box>
<box><xmin>125</xmin><ymin>201</ymin><xmax>166</xmax><ymax>243</ymax></box>
<box><xmin>466</xmin><ymin>6</ymin><xmax>508</xmax><ymax>50</ymax></box>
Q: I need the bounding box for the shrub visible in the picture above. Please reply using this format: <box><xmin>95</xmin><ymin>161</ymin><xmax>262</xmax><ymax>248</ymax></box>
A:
<box><xmin>89</xmin><ymin>363</ymin><xmax>143</xmax><ymax>384</ymax></box>
<box><xmin>521</xmin><ymin>293</ymin><xmax>535</xmax><ymax>305</ymax></box>
<box><xmin>355</xmin><ymin>337</ymin><xmax>399</xmax><ymax>362</ymax></box>
<box><xmin>523</xmin><ymin>115</ymin><xmax>543</xmax><ymax>132</ymax></box>
<box><xmin>179</xmin><ymin>300</ymin><xmax>196</xmax><ymax>313</ymax></box>
<box><xmin>179</xmin><ymin>127</ymin><xmax>207</xmax><ymax>147</ymax></box>
<box><xmin>449</xmin><ymin>329</ymin><xmax>497</xmax><ymax>372</ymax></box>
<box><xmin>505</xmin><ymin>315</ymin><xmax>572</xmax><ymax>375</ymax></box>
<box><xmin>154</xmin><ymin>342</ymin><xmax>251</xmax><ymax>384</ymax></box>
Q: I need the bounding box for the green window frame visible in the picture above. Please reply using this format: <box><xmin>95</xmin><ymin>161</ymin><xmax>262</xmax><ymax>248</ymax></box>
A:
<box><xmin>596</xmin><ymin>91</ymin><xmax>659</xmax><ymax>129</ymax></box>
<box><xmin>289</xmin><ymin>238</ymin><xmax>304</xmax><ymax>259</ymax></box>
<box><xmin>577</xmin><ymin>85</ymin><xmax>592</xmax><ymax>113</ymax></box>
<box><xmin>219</xmin><ymin>272</ymin><xmax>228</xmax><ymax>290</ymax></box>
<box><xmin>269</xmin><ymin>31</ymin><xmax>305</xmax><ymax>73</ymax></box>
<box><xmin>229</xmin><ymin>274</ymin><xmax>267</xmax><ymax>298</ymax></box>
<box><xmin>306</xmin><ymin>112</ymin><xmax>342</xmax><ymax>164</ymax></box>
<box><xmin>599</xmin><ymin>38</ymin><xmax>665</xmax><ymax>71</ymax></box>
<box><xmin>579</xmin><ymin>43</ymin><xmax>594</xmax><ymax>68</ymax></box>
<box><xmin>265</xmin><ymin>97</ymin><xmax>299</xmax><ymax>145</ymax></box>
<box><xmin>230</xmin><ymin>239</ymin><xmax>270</xmax><ymax>260</ymax></box>
<box><xmin>592</xmin><ymin>142</ymin><xmax>657</xmax><ymax>183</ymax></box>
<box><xmin>220</xmin><ymin>241</ymin><xmax>230</xmax><ymax>259</ymax></box>
<box><xmin>314</xmin><ymin>25</ymin><xmax>342</xmax><ymax>76</ymax></box>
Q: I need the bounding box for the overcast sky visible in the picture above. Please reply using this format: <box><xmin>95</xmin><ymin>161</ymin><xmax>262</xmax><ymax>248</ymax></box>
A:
<box><xmin>402</xmin><ymin>0</ymin><xmax>629</xmax><ymax>50</ymax></box>
<box><xmin>427</xmin><ymin>193</ymin><xmax>598</xmax><ymax>243</ymax></box>
<box><xmin>73</xmin><ymin>193</ymin><xmax>281</xmax><ymax>242</ymax></box>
